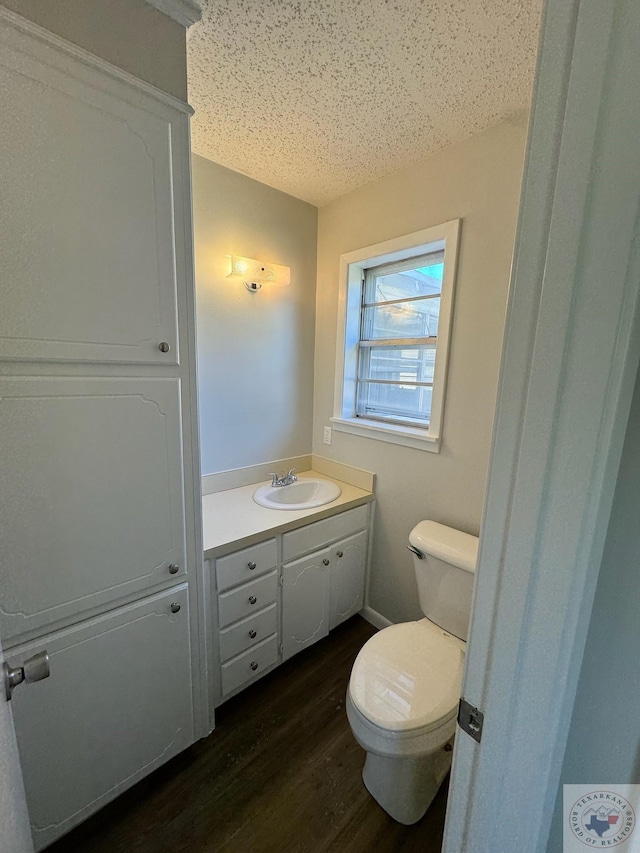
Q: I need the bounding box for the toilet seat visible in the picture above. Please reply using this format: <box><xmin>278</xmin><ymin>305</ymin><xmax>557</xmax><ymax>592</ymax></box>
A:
<box><xmin>349</xmin><ymin>618</ymin><xmax>465</xmax><ymax>734</ymax></box>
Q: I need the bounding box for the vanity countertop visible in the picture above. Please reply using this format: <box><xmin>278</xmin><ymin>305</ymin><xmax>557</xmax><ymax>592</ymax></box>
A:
<box><xmin>202</xmin><ymin>470</ymin><xmax>374</xmax><ymax>558</ymax></box>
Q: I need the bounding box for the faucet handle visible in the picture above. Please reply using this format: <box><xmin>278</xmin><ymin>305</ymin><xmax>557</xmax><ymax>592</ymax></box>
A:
<box><xmin>286</xmin><ymin>468</ymin><xmax>298</xmax><ymax>483</ymax></box>
<box><xmin>267</xmin><ymin>472</ymin><xmax>285</xmax><ymax>486</ymax></box>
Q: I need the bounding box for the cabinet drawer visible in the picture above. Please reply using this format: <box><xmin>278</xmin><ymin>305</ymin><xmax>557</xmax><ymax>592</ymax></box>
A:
<box><xmin>218</xmin><ymin>571</ymin><xmax>278</xmax><ymax>628</ymax></box>
<box><xmin>282</xmin><ymin>505</ymin><xmax>369</xmax><ymax>562</ymax></box>
<box><xmin>218</xmin><ymin>603</ymin><xmax>278</xmax><ymax>663</ymax></box>
<box><xmin>215</xmin><ymin>538</ymin><xmax>277</xmax><ymax>592</ymax></box>
<box><xmin>221</xmin><ymin>634</ymin><xmax>279</xmax><ymax>696</ymax></box>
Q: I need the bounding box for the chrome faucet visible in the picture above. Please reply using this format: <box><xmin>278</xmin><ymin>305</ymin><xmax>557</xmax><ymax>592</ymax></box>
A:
<box><xmin>267</xmin><ymin>469</ymin><xmax>298</xmax><ymax>487</ymax></box>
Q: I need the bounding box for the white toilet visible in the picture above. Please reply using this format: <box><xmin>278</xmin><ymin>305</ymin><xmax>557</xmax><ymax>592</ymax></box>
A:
<box><xmin>346</xmin><ymin>520</ymin><xmax>478</xmax><ymax>825</ymax></box>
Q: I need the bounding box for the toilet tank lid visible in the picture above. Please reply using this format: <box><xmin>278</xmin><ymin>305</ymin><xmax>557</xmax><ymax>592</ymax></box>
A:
<box><xmin>409</xmin><ymin>521</ymin><xmax>478</xmax><ymax>573</ymax></box>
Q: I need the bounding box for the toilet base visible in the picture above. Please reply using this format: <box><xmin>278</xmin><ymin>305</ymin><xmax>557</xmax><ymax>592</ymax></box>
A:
<box><xmin>361</xmin><ymin>743</ymin><xmax>452</xmax><ymax>825</ymax></box>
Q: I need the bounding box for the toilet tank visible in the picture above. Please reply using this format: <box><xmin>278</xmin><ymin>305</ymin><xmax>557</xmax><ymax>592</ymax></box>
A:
<box><xmin>409</xmin><ymin>521</ymin><xmax>479</xmax><ymax>641</ymax></box>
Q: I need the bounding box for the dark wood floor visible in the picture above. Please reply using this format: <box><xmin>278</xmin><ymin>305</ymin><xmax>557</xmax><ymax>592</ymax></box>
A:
<box><xmin>48</xmin><ymin>616</ymin><xmax>448</xmax><ymax>853</ymax></box>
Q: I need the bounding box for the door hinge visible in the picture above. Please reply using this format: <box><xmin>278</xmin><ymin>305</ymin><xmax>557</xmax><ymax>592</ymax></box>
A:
<box><xmin>457</xmin><ymin>698</ymin><xmax>484</xmax><ymax>743</ymax></box>
<box><xmin>279</xmin><ymin>573</ymin><xmax>284</xmax><ymax>586</ymax></box>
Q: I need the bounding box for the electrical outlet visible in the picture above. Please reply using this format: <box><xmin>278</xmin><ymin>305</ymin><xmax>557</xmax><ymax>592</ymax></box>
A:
<box><xmin>323</xmin><ymin>425</ymin><xmax>332</xmax><ymax>445</ymax></box>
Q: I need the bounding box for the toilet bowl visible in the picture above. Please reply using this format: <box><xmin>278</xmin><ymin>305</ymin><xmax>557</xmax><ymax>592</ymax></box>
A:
<box><xmin>346</xmin><ymin>521</ymin><xmax>478</xmax><ymax>824</ymax></box>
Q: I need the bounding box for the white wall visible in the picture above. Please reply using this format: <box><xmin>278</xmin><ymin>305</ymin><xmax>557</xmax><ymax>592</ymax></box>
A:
<box><xmin>0</xmin><ymin>0</ymin><xmax>187</xmax><ymax>100</ymax></box>
<box><xmin>193</xmin><ymin>155</ymin><xmax>318</xmax><ymax>476</ymax></box>
<box><xmin>313</xmin><ymin>119</ymin><xmax>528</xmax><ymax>623</ymax></box>
<box><xmin>547</xmin><ymin>363</ymin><xmax>640</xmax><ymax>850</ymax></box>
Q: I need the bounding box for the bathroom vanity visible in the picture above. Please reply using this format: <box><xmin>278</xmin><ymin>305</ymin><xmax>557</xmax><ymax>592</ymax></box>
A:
<box><xmin>203</xmin><ymin>472</ymin><xmax>374</xmax><ymax>707</ymax></box>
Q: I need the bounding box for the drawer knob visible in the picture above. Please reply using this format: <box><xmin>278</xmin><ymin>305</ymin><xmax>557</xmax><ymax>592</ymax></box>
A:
<box><xmin>249</xmin><ymin>595</ymin><xmax>257</xmax><ymax>605</ymax></box>
<box><xmin>170</xmin><ymin>602</ymin><xmax>181</xmax><ymax>614</ymax></box>
<box><xmin>336</xmin><ymin>551</ymin><xmax>344</xmax><ymax>558</ymax></box>
<box><xmin>249</xmin><ymin>629</ymin><xmax>257</xmax><ymax>639</ymax></box>
<box><xmin>248</xmin><ymin>561</ymin><xmax>257</xmax><ymax>570</ymax></box>
<box><xmin>158</xmin><ymin>341</ymin><xmax>171</xmax><ymax>353</ymax></box>
<box><xmin>322</xmin><ymin>558</ymin><xmax>330</xmax><ymax>566</ymax></box>
<box><xmin>250</xmin><ymin>661</ymin><xmax>259</xmax><ymax>671</ymax></box>
<box><xmin>168</xmin><ymin>563</ymin><xmax>179</xmax><ymax>574</ymax></box>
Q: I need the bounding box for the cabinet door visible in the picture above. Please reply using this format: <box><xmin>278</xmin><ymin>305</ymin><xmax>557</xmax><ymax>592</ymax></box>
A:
<box><xmin>0</xmin><ymin>29</ymin><xmax>180</xmax><ymax>364</ymax></box>
<box><xmin>0</xmin><ymin>378</ymin><xmax>187</xmax><ymax>645</ymax></box>
<box><xmin>330</xmin><ymin>531</ymin><xmax>368</xmax><ymax>630</ymax></box>
<box><xmin>10</xmin><ymin>585</ymin><xmax>193</xmax><ymax>852</ymax></box>
<box><xmin>282</xmin><ymin>549</ymin><xmax>330</xmax><ymax>661</ymax></box>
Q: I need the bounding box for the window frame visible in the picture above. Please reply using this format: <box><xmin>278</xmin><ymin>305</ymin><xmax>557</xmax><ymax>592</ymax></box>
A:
<box><xmin>331</xmin><ymin>220</ymin><xmax>460</xmax><ymax>452</ymax></box>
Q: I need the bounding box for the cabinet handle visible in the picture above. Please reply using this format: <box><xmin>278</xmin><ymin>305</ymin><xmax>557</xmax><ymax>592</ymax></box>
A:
<box><xmin>249</xmin><ymin>595</ymin><xmax>257</xmax><ymax>605</ymax></box>
<box><xmin>248</xmin><ymin>561</ymin><xmax>257</xmax><ymax>570</ymax></box>
<box><xmin>336</xmin><ymin>551</ymin><xmax>343</xmax><ymax>558</ymax></box>
<box><xmin>249</xmin><ymin>629</ymin><xmax>257</xmax><ymax>639</ymax></box>
<box><xmin>170</xmin><ymin>602</ymin><xmax>181</xmax><ymax>614</ymax></box>
<box><xmin>250</xmin><ymin>661</ymin><xmax>259</xmax><ymax>671</ymax></box>
<box><xmin>322</xmin><ymin>558</ymin><xmax>330</xmax><ymax>566</ymax></box>
<box><xmin>158</xmin><ymin>341</ymin><xmax>170</xmax><ymax>353</ymax></box>
<box><xmin>168</xmin><ymin>563</ymin><xmax>179</xmax><ymax>574</ymax></box>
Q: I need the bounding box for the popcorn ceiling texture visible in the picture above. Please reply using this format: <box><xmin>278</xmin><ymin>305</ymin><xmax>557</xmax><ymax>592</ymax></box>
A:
<box><xmin>188</xmin><ymin>0</ymin><xmax>542</xmax><ymax>206</ymax></box>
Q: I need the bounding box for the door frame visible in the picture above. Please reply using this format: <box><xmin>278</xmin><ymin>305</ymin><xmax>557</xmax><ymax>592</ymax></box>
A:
<box><xmin>443</xmin><ymin>0</ymin><xmax>640</xmax><ymax>849</ymax></box>
<box><xmin>0</xmin><ymin>631</ymin><xmax>34</xmax><ymax>853</ymax></box>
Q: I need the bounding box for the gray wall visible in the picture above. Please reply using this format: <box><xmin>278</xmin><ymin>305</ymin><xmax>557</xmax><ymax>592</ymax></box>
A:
<box><xmin>313</xmin><ymin>119</ymin><xmax>528</xmax><ymax>623</ymax></box>
<box><xmin>0</xmin><ymin>0</ymin><xmax>187</xmax><ymax>100</ymax></box>
<box><xmin>547</xmin><ymin>362</ymin><xmax>640</xmax><ymax>850</ymax></box>
<box><xmin>193</xmin><ymin>155</ymin><xmax>318</xmax><ymax>475</ymax></box>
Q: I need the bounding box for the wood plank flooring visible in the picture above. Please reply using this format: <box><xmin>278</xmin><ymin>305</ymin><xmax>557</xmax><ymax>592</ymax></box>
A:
<box><xmin>47</xmin><ymin>616</ymin><xmax>448</xmax><ymax>853</ymax></box>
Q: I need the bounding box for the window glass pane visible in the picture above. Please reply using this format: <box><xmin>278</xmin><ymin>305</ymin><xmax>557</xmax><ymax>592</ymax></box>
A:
<box><xmin>362</xmin><ymin>296</ymin><xmax>440</xmax><ymax>339</ymax></box>
<box><xmin>365</xmin><ymin>262</ymin><xmax>443</xmax><ymax>304</ymax></box>
<box><xmin>361</xmin><ymin>345</ymin><xmax>436</xmax><ymax>385</ymax></box>
<box><xmin>356</xmin><ymin>381</ymin><xmax>432</xmax><ymax>424</ymax></box>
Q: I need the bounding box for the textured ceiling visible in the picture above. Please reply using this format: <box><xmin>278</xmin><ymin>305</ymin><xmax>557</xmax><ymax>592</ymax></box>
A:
<box><xmin>188</xmin><ymin>0</ymin><xmax>542</xmax><ymax>207</ymax></box>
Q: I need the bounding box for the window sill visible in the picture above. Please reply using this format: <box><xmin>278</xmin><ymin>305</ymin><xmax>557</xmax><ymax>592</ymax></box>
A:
<box><xmin>330</xmin><ymin>416</ymin><xmax>440</xmax><ymax>452</ymax></box>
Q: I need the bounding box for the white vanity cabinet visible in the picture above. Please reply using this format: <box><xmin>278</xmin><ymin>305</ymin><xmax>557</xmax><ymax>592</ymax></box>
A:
<box><xmin>281</xmin><ymin>507</ymin><xmax>369</xmax><ymax>661</ymax></box>
<box><xmin>210</xmin><ymin>502</ymin><xmax>372</xmax><ymax>704</ymax></box>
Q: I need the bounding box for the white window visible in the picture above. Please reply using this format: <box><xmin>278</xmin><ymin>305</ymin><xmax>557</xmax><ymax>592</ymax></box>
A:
<box><xmin>332</xmin><ymin>220</ymin><xmax>460</xmax><ymax>452</ymax></box>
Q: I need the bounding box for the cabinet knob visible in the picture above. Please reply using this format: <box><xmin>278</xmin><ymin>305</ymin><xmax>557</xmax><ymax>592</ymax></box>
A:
<box><xmin>248</xmin><ymin>561</ymin><xmax>257</xmax><ymax>570</ymax></box>
<box><xmin>3</xmin><ymin>651</ymin><xmax>50</xmax><ymax>701</ymax></box>
<box><xmin>322</xmin><ymin>558</ymin><xmax>330</xmax><ymax>566</ymax></box>
<box><xmin>158</xmin><ymin>341</ymin><xmax>170</xmax><ymax>353</ymax></box>
<box><xmin>250</xmin><ymin>661</ymin><xmax>259</xmax><ymax>671</ymax></box>
<box><xmin>249</xmin><ymin>629</ymin><xmax>257</xmax><ymax>639</ymax></box>
<box><xmin>170</xmin><ymin>602</ymin><xmax>181</xmax><ymax>614</ymax></box>
<box><xmin>336</xmin><ymin>551</ymin><xmax>343</xmax><ymax>558</ymax></box>
<box><xmin>168</xmin><ymin>563</ymin><xmax>179</xmax><ymax>574</ymax></box>
<box><xmin>249</xmin><ymin>595</ymin><xmax>257</xmax><ymax>605</ymax></box>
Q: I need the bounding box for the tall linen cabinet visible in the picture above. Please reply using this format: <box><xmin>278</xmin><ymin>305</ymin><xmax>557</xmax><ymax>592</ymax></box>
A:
<box><xmin>0</xmin><ymin>11</ymin><xmax>207</xmax><ymax>850</ymax></box>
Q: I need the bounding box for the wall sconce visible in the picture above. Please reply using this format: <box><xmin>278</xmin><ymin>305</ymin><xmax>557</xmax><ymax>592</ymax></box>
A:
<box><xmin>226</xmin><ymin>255</ymin><xmax>291</xmax><ymax>292</ymax></box>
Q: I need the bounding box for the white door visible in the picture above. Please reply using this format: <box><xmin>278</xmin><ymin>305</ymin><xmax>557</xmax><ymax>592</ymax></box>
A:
<box><xmin>0</xmin><ymin>631</ymin><xmax>34</xmax><ymax>853</ymax></box>
<box><xmin>443</xmin><ymin>0</ymin><xmax>640</xmax><ymax>849</ymax></box>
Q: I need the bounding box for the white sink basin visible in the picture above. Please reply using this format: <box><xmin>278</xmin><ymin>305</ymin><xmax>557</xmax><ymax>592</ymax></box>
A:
<box><xmin>253</xmin><ymin>478</ymin><xmax>341</xmax><ymax>510</ymax></box>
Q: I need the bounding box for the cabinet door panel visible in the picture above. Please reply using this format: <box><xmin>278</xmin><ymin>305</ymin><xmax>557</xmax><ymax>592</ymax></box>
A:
<box><xmin>282</xmin><ymin>550</ymin><xmax>330</xmax><ymax>661</ymax></box>
<box><xmin>0</xmin><ymin>34</ymin><xmax>179</xmax><ymax>364</ymax></box>
<box><xmin>330</xmin><ymin>531</ymin><xmax>368</xmax><ymax>630</ymax></box>
<box><xmin>0</xmin><ymin>378</ymin><xmax>186</xmax><ymax>643</ymax></box>
<box><xmin>10</xmin><ymin>585</ymin><xmax>193</xmax><ymax>851</ymax></box>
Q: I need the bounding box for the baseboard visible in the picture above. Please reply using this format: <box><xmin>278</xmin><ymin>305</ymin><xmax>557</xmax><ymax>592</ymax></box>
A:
<box><xmin>359</xmin><ymin>606</ymin><xmax>393</xmax><ymax>630</ymax></box>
